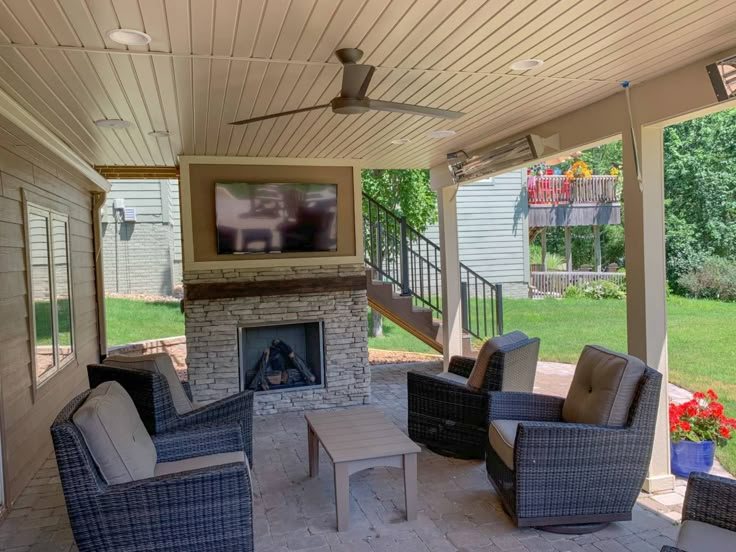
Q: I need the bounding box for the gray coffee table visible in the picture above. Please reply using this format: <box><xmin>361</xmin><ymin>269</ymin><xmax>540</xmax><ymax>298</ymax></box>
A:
<box><xmin>305</xmin><ymin>407</ymin><xmax>420</xmax><ymax>531</ymax></box>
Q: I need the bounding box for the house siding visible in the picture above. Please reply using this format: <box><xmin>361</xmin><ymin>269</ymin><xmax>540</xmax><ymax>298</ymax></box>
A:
<box><xmin>425</xmin><ymin>169</ymin><xmax>529</xmax><ymax>298</ymax></box>
<box><xmin>0</xmin><ymin>145</ymin><xmax>100</xmax><ymax>505</ymax></box>
<box><xmin>101</xmin><ymin>180</ymin><xmax>182</xmax><ymax>296</ymax></box>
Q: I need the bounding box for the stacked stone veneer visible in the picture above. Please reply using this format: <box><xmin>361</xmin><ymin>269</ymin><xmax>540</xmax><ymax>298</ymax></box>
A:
<box><xmin>183</xmin><ymin>263</ymin><xmax>370</xmax><ymax>414</ymax></box>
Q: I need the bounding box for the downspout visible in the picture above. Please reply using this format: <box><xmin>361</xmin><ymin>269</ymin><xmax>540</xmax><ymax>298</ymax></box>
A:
<box><xmin>92</xmin><ymin>192</ymin><xmax>108</xmax><ymax>361</ymax></box>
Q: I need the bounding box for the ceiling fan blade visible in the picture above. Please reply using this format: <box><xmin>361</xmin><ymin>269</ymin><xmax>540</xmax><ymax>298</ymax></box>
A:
<box><xmin>229</xmin><ymin>104</ymin><xmax>330</xmax><ymax>125</ymax></box>
<box><xmin>341</xmin><ymin>64</ymin><xmax>375</xmax><ymax>98</ymax></box>
<box><xmin>368</xmin><ymin>100</ymin><xmax>464</xmax><ymax>119</ymax></box>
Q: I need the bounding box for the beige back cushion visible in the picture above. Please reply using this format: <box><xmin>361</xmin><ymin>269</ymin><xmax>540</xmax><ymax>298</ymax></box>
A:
<box><xmin>73</xmin><ymin>381</ymin><xmax>157</xmax><ymax>484</ymax></box>
<box><xmin>105</xmin><ymin>353</ymin><xmax>193</xmax><ymax>415</ymax></box>
<box><xmin>562</xmin><ymin>345</ymin><xmax>646</xmax><ymax>426</ymax></box>
<box><xmin>467</xmin><ymin>331</ymin><xmax>528</xmax><ymax>390</ymax></box>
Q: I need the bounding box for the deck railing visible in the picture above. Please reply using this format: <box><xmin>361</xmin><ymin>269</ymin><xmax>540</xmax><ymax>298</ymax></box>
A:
<box><xmin>527</xmin><ymin>175</ymin><xmax>620</xmax><ymax>205</ymax></box>
<box><xmin>530</xmin><ymin>271</ymin><xmax>626</xmax><ymax>298</ymax></box>
<box><xmin>363</xmin><ymin>192</ymin><xmax>503</xmax><ymax>340</ymax></box>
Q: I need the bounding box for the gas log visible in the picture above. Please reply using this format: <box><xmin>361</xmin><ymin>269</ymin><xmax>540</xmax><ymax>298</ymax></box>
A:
<box><xmin>248</xmin><ymin>339</ymin><xmax>317</xmax><ymax>391</ymax></box>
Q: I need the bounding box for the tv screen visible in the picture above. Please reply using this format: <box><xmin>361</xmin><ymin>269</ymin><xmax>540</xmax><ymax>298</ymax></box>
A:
<box><xmin>215</xmin><ymin>182</ymin><xmax>338</xmax><ymax>254</ymax></box>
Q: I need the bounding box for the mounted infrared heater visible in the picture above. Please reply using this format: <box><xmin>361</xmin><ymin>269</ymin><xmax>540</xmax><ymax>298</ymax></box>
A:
<box><xmin>706</xmin><ymin>55</ymin><xmax>736</xmax><ymax>102</ymax></box>
<box><xmin>447</xmin><ymin>133</ymin><xmax>559</xmax><ymax>185</ymax></box>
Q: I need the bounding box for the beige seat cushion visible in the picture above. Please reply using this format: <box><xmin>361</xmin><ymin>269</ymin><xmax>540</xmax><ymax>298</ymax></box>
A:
<box><xmin>677</xmin><ymin>520</ymin><xmax>736</xmax><ymax>552</ymax></box>
<box><xmin>467</xmin><ymin>331</ymin><xmax>528</xmax><ymax>390</ymax></box>
<box><xmin>105</xmin><ymin>353</ymin><xmax>194</xmax><ymax>415</ymax></box>
<box><xmin>154</xmin><ymin>451</ymin><xmax>248</xmax><ymax>477</ymax></box>
<box><xmin>73</xmin><ymin>381</ymin><xmax>157</xmax><ymax>484</ymax></box>
<box><xmin>562</xmin><ymin>345</ymin><xmax>645</xmax><ymax>427</ymax></box>
<box><xmin>434</xmin><ymin>372</ymin><xmax>469</xmax><ymax>386</ymax></box>
<box><xmin>488</xmin><ymin>420</ymin><xmax>520</xmax><ymax>470</ymax></box>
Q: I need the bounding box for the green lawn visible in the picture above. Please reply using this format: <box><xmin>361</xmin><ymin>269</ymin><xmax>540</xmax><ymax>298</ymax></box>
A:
<box><xmin>105</xmin><ymin>297</ymin><xmax>184</xmax><ymax>346</ymax></box>
<box><xmin>106</xmin><ymin>295</ymin><xmax>736</xmax><ymax>473</ymax></box>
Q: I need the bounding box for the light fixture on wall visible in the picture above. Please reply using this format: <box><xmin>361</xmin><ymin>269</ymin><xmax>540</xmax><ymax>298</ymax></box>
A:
<box><xmin>706</xmin><ymin>55</ymin><xmax>736</xmax><ymax>101</ymax></box>
<box><xmin>509</xmin><ymin>59</ymin><xmax>544</xmax><ymax>71</ymax></box>
<box><xmin>107</xmin><ymin>29</ymin><xmax>152</xmax><ymax>46</ymax></box>
<box><xmin>95</xmin><ymin>119</ymin><xmax>131</xmax><ymax>129</ymax></box>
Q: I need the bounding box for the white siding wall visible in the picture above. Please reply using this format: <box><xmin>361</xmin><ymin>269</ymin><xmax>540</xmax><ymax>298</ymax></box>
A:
<box><xmin>101</xmin><ymin>180</ymin><xmax>183</xmax><ymax>296</ymax></box>
<box><xmin>425</xmin><ymin>169</ymin><xmax>529</xmax><ymax>298</ymax></box>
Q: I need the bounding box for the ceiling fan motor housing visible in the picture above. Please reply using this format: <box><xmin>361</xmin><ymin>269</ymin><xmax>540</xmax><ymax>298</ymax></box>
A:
<box><xmin>331</xmin><ymin>97</ymin><xmax>370</xmax><ymax>115</ymax></box>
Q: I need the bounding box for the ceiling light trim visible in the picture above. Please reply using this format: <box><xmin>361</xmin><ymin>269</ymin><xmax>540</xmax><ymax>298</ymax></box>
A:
<box><xmin>107</xmin><ymin>28</ymin><xmax>152</xmax><ymax>46</ymax></box>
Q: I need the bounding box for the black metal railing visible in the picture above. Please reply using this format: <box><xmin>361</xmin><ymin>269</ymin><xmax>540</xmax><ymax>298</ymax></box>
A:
<box><xmin>363</xmin><ymin>192</ymin><xmax>503</xmax><ymax>340</ymax></box>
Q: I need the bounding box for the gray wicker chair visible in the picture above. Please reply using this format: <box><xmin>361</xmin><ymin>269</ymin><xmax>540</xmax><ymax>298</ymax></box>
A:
<box><xmin>661</xmin><ymin>472</ymin><xmax>736</xmax><ymax>551</ymax></box>
<box><xmin>486</xmin><ymin>346</ymin><xmax>661</xmax><ymax>533</ymax></box>
<box><xmin>51</xmin><ymin>389</ymin><xmax>254</xmax><ymax>552</ymax></box>
<box><xmin>407</xmin><ymin>332</ymin><xmax>540</xmax><ymax>459</ymax></box>
<box><xmin>88</xmin><ymin>359</ymin><xmax>254</xmax><ymax>465</ymax></box>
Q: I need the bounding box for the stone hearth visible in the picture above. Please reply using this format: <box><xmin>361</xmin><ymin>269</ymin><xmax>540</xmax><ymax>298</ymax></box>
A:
<box><xmin>183</xmin><ymin>263</ymin><xmax>369</xmax><ymax>414</ymax></box>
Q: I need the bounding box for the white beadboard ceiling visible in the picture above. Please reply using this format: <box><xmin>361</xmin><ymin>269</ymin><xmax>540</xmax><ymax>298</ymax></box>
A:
<box><xmin>1</xmin><ymin>0</ymin><xmax>735</xmax><ymax>169</ymax></box>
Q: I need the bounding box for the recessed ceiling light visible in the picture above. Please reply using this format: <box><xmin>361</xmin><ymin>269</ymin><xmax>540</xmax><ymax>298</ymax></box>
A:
<box><xmin>428</xmin><ymin>130</ymin><xmax>456</xmax><ymax>139</ymax></box>
<box><xmin>107</xmin><ymin>28</ymin><xmax>152</xmax><ymax>46</ymax></box>
<box><xmin>95</xmin><ymin>119</ymin><xmax>131</xmax><ymax>129</ymax></box>
<box><xmin>391</xmin><ymin>138</ymin><xmax>411</xmax><ymax>145</ymax></box>
<box><xmin>149</xmin><ymin>130</ymin><xmax>170</xmax><ymax>138</ymax></box>
<box><xmin>509</xmin><ymin>58</ymin><xmax>544</xmax><ymax>71</ymax></box>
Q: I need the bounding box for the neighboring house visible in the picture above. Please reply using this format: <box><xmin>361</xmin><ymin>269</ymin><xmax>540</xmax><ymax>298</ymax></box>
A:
<box><xmin>425</xmin><ymin>169</ymin><xmax>530</xmax><ymax>299</ymax></box>
<box><xmin>101</xmin><ymin>180</ymin><xmax>182</xmax><ymax>297</ymax></box>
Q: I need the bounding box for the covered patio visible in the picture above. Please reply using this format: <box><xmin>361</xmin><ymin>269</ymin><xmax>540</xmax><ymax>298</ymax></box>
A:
<box><xmin>1</xmin><ymin>1</ymin><xmax>736</xmax><ymax>550</ymax></box>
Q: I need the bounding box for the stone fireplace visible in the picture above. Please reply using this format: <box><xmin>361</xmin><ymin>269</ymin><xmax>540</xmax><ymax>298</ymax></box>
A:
<box><xmin>183</xmin><ymin>263</ymin><xmax>369</xmax><ymax>415</ymax></box>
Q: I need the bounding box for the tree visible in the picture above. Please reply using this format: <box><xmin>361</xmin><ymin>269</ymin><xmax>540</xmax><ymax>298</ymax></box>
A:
<box><xmin>362</xmin><ymin>169</ymin><xmax>438</xmax><ymax>337</ymax></box>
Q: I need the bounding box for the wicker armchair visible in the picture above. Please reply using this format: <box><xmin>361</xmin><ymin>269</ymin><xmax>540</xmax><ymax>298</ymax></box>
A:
<box><xmin>661</xmin><ymin>472</ymin><xmax>736</xmax><ymax>551</ymax></box>
<box><xmin>51</xmin><ymin>390</ymin><xmax>254</xmax><ymax>552</ymax></box>
<box><xmin>88</xmin><ymin>359</ymin><xmax>254</xmax><ymax>465</ymax></box>
<box><xmin>407</xmin><ymin>332</ymin><xmax>540</xmax><ymax>458</ymax></box>
<box><xmin>485</xmin><ymin>347</ymin><xmax>662</xmax><ymax>533</ymax></box>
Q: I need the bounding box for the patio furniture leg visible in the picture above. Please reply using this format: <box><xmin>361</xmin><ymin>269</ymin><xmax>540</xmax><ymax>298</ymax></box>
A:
<box><xmin>334</xmin><ymin>462</ymin><xmax>350</xmax><ymax>531</ymax></box>
<box><xmin>403</xmin><ymin>453</ymin><xmax>417</xmax><ymax>521</ymax></box>
<box><xmin>308</xmin><ymin>426</ymin><xmax>319</xmax><ymax>478</ymax></box>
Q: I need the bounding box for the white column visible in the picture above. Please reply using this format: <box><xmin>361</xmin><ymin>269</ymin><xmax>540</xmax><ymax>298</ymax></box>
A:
<box><xmin>623</xmin><ymin>126</ymin><xmax>675</xmax><ymax>493</ymax></box>
<box><xmin>433</xmin><ymin>168</ymin><xmax>463</xmax><ymax>369</ymax></box>
<box><xmin>593</xmin><ymin>225</ymin><xmax>602</xmax><ymax>272</ymax></box>
<box><xmin>564</xmin><ymin>226</ymin><xmax>572</xmax><ymax>270</ymax></box>
<box><xmin>540</xmin><ymin>228</ymin><xmax>547</xmax><ymax>272</ymax></box>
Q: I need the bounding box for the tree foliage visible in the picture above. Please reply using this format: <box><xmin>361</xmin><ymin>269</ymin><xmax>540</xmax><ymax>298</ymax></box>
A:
<box><xmin>361</xmin><ymin>169</ymin><xmax>438</xmax><ymax>231</ymax></box>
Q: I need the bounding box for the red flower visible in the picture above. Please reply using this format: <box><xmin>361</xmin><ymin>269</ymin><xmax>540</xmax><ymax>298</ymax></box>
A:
<box><xmin>685</xmin><ymin>403</ymin><xmax>698</xmax><ymax>417</ymax></box>
<box><xmin>710</xmin><ymin>403</ymin><xmax>725</xmax><ymax>417</ymax></box>
<box><xmin>719</xmin><ymin>427</ymin><xmax>731</xmax><ymax>439</ymax></box>
<box><xmin>707</xmin><ymin>389</ymin><xmax>718</xmax><ymax>400</ymax></box>
<box><xmin>693</xmin><ymin>391</ymin><xmax>706</xmax><ymax>401</ymax></box>
<box><xmin>680</xmin><ymin>421</ymin><xmax>692</xmax><ymax>432</ymax></box>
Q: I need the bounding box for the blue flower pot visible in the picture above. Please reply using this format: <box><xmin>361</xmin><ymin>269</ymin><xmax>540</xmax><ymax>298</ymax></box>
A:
<box><xmin>671</xmin><ymin>440</ymin><xmax>715</xmax><ymax>477</ymax></box>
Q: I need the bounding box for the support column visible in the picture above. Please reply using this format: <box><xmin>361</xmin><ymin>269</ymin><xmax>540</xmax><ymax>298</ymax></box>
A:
<box><xmin>623</xmin><ymin>126</ymin><xmax>675</xmax><ymax>493</ymax></box>
<box><xmin>540</xmin><ymin>228</ymin><xmax>547</xmax><ymax>272</ymax></box>
<box><xmin>433</xmin><ymin>167</ymin><xmax>463</xmax><ymax>369</ymax></box>
<box><xmin>593</xmin><ymin>225</ymin><xmax>602</xmax><ymax>272</ymax></box>
<box><xmin>564</xmin><ymin>226</ymin><xmax>572</xmax><ymax>270</ymax></box>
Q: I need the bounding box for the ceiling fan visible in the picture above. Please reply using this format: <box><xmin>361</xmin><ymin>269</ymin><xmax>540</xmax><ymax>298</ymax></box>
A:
<box><xmin>229</xmin><ymin>48</ymin><xmax>464</xmax><ymax>125</ymax></box>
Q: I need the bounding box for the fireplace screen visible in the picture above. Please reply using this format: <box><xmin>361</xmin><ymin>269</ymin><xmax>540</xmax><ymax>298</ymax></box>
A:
<box><xmin>239</xmin><ymin>321</ymin><xmax>324</xmax><ymax>392</ymax></box>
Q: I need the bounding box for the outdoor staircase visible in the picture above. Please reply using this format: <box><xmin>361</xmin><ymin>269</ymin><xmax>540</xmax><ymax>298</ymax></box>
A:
<box><xmin>362</xmin><ymin>192</ymin><xmax>503</xmax><ymax>354</ymax></box>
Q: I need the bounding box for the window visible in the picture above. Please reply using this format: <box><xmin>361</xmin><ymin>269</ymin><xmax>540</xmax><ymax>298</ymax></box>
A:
<box><xmin>26</xmin><ymin>203</ymin><xmax>74</xmax><ymax>386</ymax></box>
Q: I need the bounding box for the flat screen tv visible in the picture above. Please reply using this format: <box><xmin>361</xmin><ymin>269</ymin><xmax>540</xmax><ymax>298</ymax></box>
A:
<box><xmin>215</xmin><ymin>182</ymin><xmax>338</xmax><ymax>254</ymax></box>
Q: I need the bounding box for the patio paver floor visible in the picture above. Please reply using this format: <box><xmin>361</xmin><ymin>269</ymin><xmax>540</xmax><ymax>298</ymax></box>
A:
<box><xmin>2</xmin><ymin>361</ymin><xmax>714</xmax><ymax>551</ymax></box>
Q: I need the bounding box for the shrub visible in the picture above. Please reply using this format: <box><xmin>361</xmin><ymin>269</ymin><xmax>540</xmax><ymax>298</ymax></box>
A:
<box><xmin>678</xmin><ymin>256</ymin><xmax>736</xmax><ymax>301</ymax></box>
<box><xmin>564</xmin><ymin>280</ymin><xmax>626</xmax><ymax>300</ymax></box>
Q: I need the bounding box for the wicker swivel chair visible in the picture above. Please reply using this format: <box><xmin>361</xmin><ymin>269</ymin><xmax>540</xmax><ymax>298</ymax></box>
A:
<box><xmin>661</xmin><ymin>472</ymin><xmax>736</xmax><ymax>551</ymax></box>
<box><xmin>408</xmin><ymin>331</ymin><xmax>540</xmax><ymax>459</ymax></box>
<box><xmin>88</xmin><ymin>353</ymin><xmax>254</xmax><ymax>465</ymax></box>
<box><xmin>486</xmin><ymin>345</ymin><xmax>661</xmax><ymax>533</ymax></box>
<box><xmin>51</xmin><ymin>386</ymin><xmax>254</xmax><ymax>552</ymax></box>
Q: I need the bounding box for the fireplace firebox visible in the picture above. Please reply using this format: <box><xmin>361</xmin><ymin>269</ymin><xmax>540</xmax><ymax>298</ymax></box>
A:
<box><xmin>239</xmin><ymin>321</ymin><xmax>325</xmax><ymax>392</ymax></box>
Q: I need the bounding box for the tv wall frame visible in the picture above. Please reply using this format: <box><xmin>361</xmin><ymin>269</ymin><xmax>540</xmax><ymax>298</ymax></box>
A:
<box><xmin>179</xmin><ymin>156</ymin><xmax>363</xmax><ymax>270</ymax></box>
